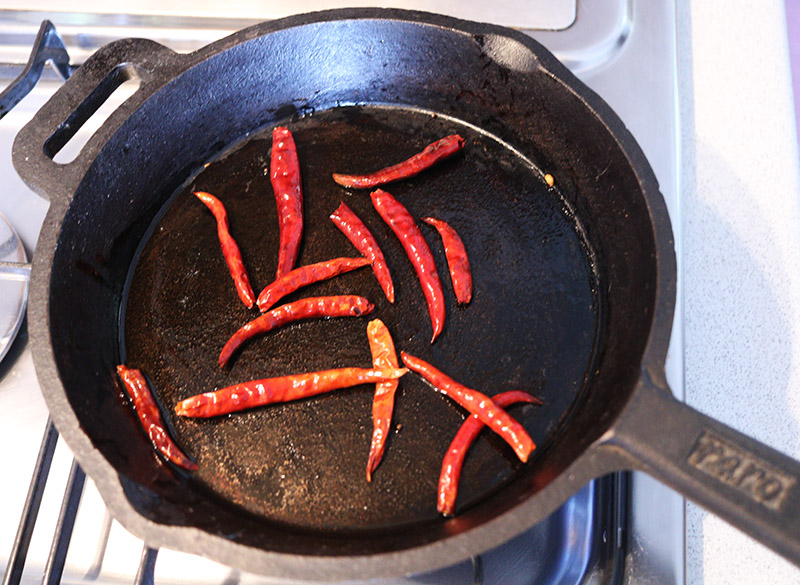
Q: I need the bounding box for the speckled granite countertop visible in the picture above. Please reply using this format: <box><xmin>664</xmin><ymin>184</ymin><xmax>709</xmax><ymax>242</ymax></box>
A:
<box><xmin>679</xmin><ymin>1</ymin><xmax>800</xmax><ymax>582</ymax></box>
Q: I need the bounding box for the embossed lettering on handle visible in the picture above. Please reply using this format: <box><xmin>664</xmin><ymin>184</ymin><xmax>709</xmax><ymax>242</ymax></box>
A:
<box><xmin>689</xmin><ymin>431</ymin><xmax>796</xmax><ymax>511</ymax></box>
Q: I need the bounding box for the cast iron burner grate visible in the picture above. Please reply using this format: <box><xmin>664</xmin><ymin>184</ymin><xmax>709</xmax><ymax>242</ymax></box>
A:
<box><xmin>3</xmin><ymin>421</ymin><xmax>158</xmax><ymax>585</ymax></box>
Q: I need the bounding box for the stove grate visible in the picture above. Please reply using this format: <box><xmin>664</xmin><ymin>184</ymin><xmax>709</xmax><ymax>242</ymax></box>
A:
<box><xmin>2</xmin><ymin>421</ymin><xmax>157</xmax><ymax>585</ymax></box>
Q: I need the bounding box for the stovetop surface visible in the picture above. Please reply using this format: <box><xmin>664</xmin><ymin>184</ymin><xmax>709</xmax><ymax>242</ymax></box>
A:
<box><xmin>0</xmin><ymin>2</ymin><xmax>681</xmax><ymax>583</ymax></box>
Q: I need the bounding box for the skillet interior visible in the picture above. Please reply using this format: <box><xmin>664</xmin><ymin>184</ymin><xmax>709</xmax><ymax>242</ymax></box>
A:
<box><xmin>122</xmin><ymin>105</ymin><xmax>599</xmax><ymax>531</ymax></box>
<box><xmin>42</xmin><ymin>12</ymin><xmax>661</xmax><ymax>558</ymax></box>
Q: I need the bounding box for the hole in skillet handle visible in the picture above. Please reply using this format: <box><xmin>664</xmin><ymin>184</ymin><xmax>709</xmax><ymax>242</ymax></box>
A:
<box><xmin>44</xmin><ymin>64</ymin><xmax>142</xmax><ymax>165</ymax></box>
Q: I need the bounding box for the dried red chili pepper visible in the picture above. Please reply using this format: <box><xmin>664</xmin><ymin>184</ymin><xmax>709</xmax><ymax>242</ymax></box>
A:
<box><xmin>399</xmin><ymin>352</ymin><xmax>536</xmax><ymax>462</ymax></box>
<box><xmin>271</xmin><ymin>126</ymin><xmax>304</xmax><ymax>278</ymax></box>
<box><xmin>256</xmin><ymin>256</ymin><xmax>370</xmax><ymax>312</ymax></box>
<box><xmin>366</xmin><ymin>319</ymin><xmax>399</xmax><ymax>481</ymax></box>
<box><xmin>438</xmin><ymin>390</ymin><xmax>542</xmax><ymax>516</ymax></box>
<box><xmin>332</xmin><ymin>134</ymin><xmax>465</xmax><ymax>189</ymax></box>
<box><xmin>175</xmin><ymin>366</ymin><xmax>408</xmax><ymax>418</ymax></box>
<box><xmin>194</xmin><ymin>191</ymin><xmax>256</xmax><ymax>309</ymax></box>
<box><xmin>421</xmin><ymin>217</ymin><xmax>473</xmax><ymax>305</ymax></box>
<box><xmin>116</xmin><ymin>365</ymin><xmax>198</xmax><ymax>471</ymax></box>
<box><xmin>330</xmin><ymin>201</ymin><xmax>395</xmax><ymax>303</ymax></box>
<box><xmin>371</xmin><ymin>189</ymin><xmax>445</xmax><ymax>342</ymax></box>
<box><xmin>219</xmin><ymin>295</ymin><xmax>374</xmax><ymax>367</ymax></box>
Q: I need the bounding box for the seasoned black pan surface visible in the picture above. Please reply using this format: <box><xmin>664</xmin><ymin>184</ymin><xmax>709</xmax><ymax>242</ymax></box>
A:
<box><xmin>123</xmin><ymin>105</ymin><xmax>599</xmax><ymax>531</ymax></box>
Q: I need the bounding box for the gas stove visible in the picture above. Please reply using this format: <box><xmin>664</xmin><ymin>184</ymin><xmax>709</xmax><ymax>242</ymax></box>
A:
<box><xmin>0</xmin><ymin>2</ymin><xmax>682</xmax><ymax>584</ymax></box>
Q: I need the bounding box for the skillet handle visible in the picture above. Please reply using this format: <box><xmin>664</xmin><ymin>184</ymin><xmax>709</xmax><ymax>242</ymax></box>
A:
<box><xmin>12</xmin><ymin>34</ymin><xmax>180</xmax><ymax>205</ymax></box>
<box><xmin>607</xmin><ymin>375</ymin><xmax>800</xmax><ymax>566</ymax></box>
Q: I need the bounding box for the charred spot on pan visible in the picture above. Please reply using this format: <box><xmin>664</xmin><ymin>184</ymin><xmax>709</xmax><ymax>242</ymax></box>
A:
<box><xmin>270</xmin><ymin>103</ymin><xmax>299</xmax><ymax>122</ymax></box>
<box><xmin>75</xmin><ymin>258</ymin><xmax>107</xmax><ymax>286</ymax></box>
<box><xmin>199</xmin><ymin>141</ymin><xmax>223</xmax><ymax>157</ymax></box>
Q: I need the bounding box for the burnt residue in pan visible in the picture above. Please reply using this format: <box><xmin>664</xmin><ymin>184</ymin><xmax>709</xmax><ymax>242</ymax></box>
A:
<box><xmin>122</xmin><ymin>105</ymin><xmax>600</xmax><ymax>532</ymax></box>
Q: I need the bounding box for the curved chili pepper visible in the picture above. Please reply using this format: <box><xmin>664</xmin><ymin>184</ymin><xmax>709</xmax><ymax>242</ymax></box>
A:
<box><xmin>399</xmin><ymin>352</ymin><xmax>536</xmax><ymax>462</ymax></box>
<box><xmin>219</xmin><ymin>295</ymin><xmax>374</xmax><ymax>367</ymax></box>
<box><xmin>421</xmin><ymin>217</ymin><xmax>473</xmax><ymax>305</ymax></box>
<box><xmin>332</xmin><ymin>134</ymin><xmax>465</xmax><ymax>189</ymax></box>
<box><xmin>116</xmin><ymin>365</ymin><xmax>198</xmax><ymax>470</ymax></box>
<box><xmin>256</xmin><ymin>256</ymin><xmax>370</xmax><ymax>312</ymax></box>
<box><xmin>271</xmin><ymin>126</ymin><xmax>304</xmax><ymax>278</ymax></box>
<box><xmin>175</xmin><ymin>366</ymin><xmax>408</xmax><ymax>418</ymax></box>
<box><xmin>366</xmin><ymin>319</ymin><xmax>399</xmax><ymax>482</ymax></box>
<box><xmin>194</xmin><ymin>191</ymin><xmax>256</xmax><ymax>309</ymax></box>
<box><xmin>330</xmin><ymin>201</ymin><xmax>395</xmax><ymax>303</ymax></box>
<box><xmin>371</xmin><ymin>189</ymin><xmax>445</xmax><ymax>342</ymax></box>
<box><xmin>438</xmin><ymin>390</ymin><xmax>542</xmax><ymax>516</ymax></box>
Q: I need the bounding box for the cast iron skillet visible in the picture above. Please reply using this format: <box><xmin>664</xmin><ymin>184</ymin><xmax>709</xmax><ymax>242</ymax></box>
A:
<box><xmin>13</xmin><ymin>9</ymin><xmax>800</xmax><ymax>580</ymax></box>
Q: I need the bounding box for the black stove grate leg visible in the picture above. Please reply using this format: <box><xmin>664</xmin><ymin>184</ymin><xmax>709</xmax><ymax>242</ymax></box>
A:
<box><xmin>135</xmin><ymin>546</ymin><xmax>158</xmax><ymax>585</ymax></box>
<box><xmin>1</xmin><ymin>419</ymin><xmax>58</xmax><ymax>585</ymax></box>
<box><xmin>41</xmin><ymin>458</ymin><xmax>85</xmax><ymax>585</ymax></box>
<box><xmin>0</xmin><ymin>19</ymin><xmax>74</xmax><ymax>120</ymax></box>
